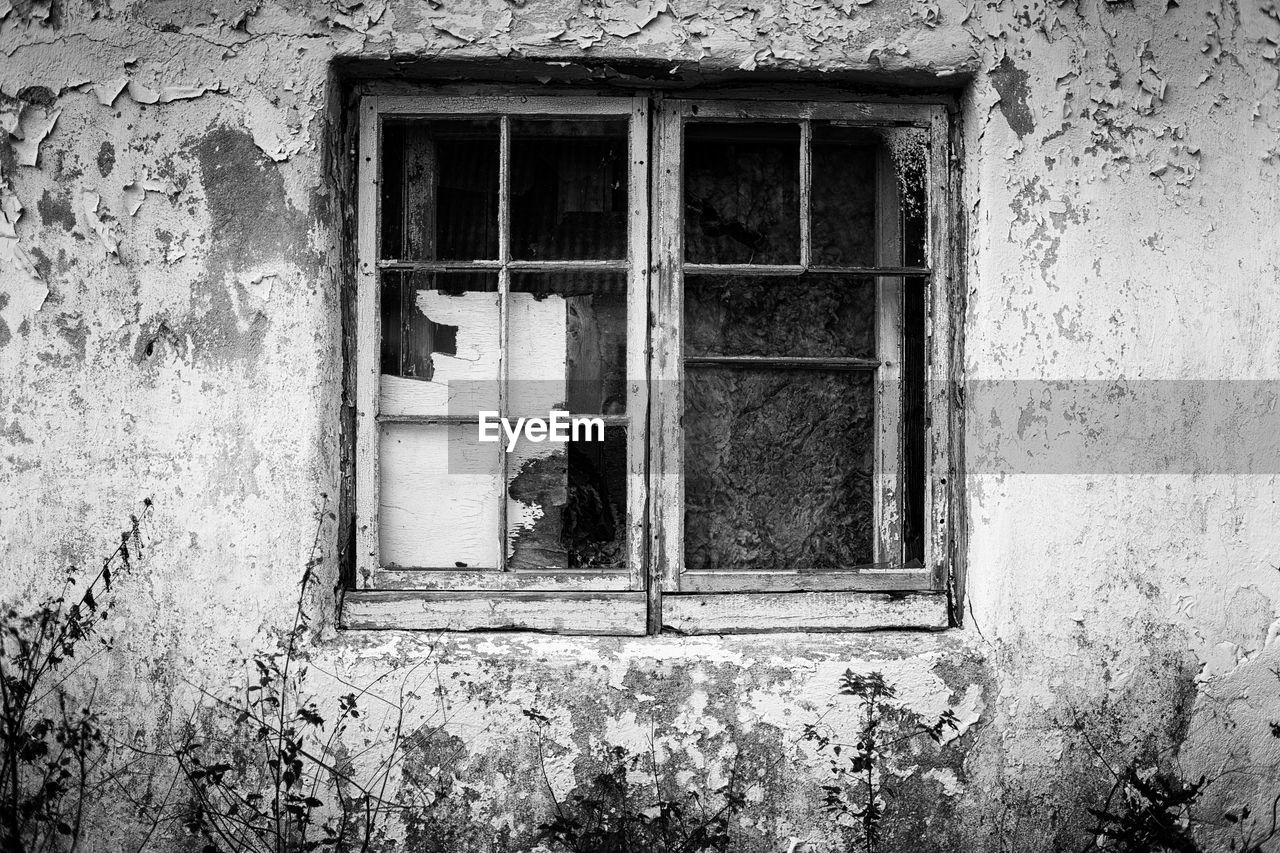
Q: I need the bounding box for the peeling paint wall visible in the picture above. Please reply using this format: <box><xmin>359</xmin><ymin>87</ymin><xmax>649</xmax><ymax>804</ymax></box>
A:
<box><xmin>3</xmin><ymin>0</ymin><xmax>1280</xmax><ymax>849</ymax></box>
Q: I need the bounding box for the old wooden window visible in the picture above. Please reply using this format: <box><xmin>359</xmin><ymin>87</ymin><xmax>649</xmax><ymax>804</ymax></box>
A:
<box><xmin>345</xmin><ymin>91</ymin><xmax>957</xmax><ymax>635</ymax></box>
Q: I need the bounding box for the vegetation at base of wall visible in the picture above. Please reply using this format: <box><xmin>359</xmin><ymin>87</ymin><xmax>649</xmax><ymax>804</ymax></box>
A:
<box><xmin>1081</xmin><ymin>763</ymin><xmax>1280</xmax><ymax>853</ymax></box>
<box><xmin>0</xmin><ymin>499</ymin><xmax>153</xmax><ymax>853</ymax></box>
<box><xmin>523</xmin><ymin>710</ymin><xmax>746</xmax><ymax>853</ymax></box>
<box><xmin>174</xmin><ymin>495</ymin><xmax>421</xmax><ymax>853</ymax></box>
<box><xmin>1085</xmin><ymin>766</ymin><xmax>1207</xmax><ymax>853</ymax></box>
<box><xmin>1078</xmin><ymin>688</ymin><xmax>1280</xmax><ymax>853</ymax></box>
<box><xmin>802</xmin><ymin>669</ymin><xmax>959</xmax><ymax>853</ymax></box>
<box><xmin>19</xmin><ymin>498</ymin><xmax>1280</xmax><ymax>853</ymax></box>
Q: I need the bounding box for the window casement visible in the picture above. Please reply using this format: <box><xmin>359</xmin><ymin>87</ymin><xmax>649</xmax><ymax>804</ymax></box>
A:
<box><xmin>344</xmin><ymin>89</ymin><xmax>958</xmax><ymax>635</ymax></box>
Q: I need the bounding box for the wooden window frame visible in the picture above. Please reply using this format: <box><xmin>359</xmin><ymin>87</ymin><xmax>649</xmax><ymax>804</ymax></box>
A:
<box><xmin>343</xmin><ymin>88</ymin><xmax>959</xmax><ymax>635</ymax></box>
<box><xmin>346</xmin><ymin>94</ymin><xmax>652</xmax><ymax>634</ymax></box>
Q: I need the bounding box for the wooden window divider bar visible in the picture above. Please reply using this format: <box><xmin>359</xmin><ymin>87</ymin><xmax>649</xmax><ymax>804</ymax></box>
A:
<box><xmin>377</xmin><ymin>259</ymin><xmax>630</xmax><ymax>271</ymax></box>
<box><xmin>682</xmin><ymin>263</ymin><xmax>931</xmax><ymax>277</ymax></box>
<box><xmin>683</xmin><ymin>356</ymin><xmax>881</xmax><ymax>371</ymax></box>
<box><xmin>377</xmin><ymin>413</ymin><xmax>631</xmax><ymax>425</ymax></box>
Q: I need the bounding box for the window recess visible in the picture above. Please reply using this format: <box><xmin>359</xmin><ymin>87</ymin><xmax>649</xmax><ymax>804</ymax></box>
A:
<box><xmin>344</xmin><ymin>91</ymin><xmax>956</xmax><ymax>635</ymax></box>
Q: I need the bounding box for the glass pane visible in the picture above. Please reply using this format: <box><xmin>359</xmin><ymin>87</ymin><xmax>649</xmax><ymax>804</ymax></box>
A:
<box><xmin>380</xmin><ymin>118</ymin><xmax>499</xmax><ymax>261</ymax></box>
<box><xmin>380</xmin><ymin>271</ymin><xmax>499</xmax><ymax>417</ymax></box>
<box><xmin>379</xmin><ymin>423</ymin><xmax>500</xmax><ymax>569</ymax></box>
<box><xmin>810</xmin><ymin>124</ymin><xmax>929</xmax><ymax>268</ymax></box>
<box><xmin>684</xmin><ymin>274</ymin><xmax>877</xmax><ymax>358</ymax></box>
<box><xmin>811</xmin><ymin>124</ymin><xmax>876</xmax><ymax>267</ymax></box>
<box><xmin>902</xmin><ymin>276</ymin><xmax>927</xmax><ymax>566</ymax></box>
<box><xmin>684</xmin><ymin>369</ymin><xmax>875</xmax><ymax>572</ymax></box>
<box><xmin>507</xmin><ymin>425</ymin><xmax>627</xmax><ymax>571</ymax></box>
<box><xmin>894</xmin><ymin>130</ymin><xmax>930</xmax><ymax>269</ymax></box>
<box><xmin>508</xmin><ymin>272</ymin><xmax>627</xmax><ymax>416</ymax></box>
<box><xmin>511</xmin><ymin>119</ymin><xmax>628</xmax><ymax>260</ymax></box>
<box><xmin>684</xmin><ymin>122</ymin><xmax>800</xmax><ymax>265</ymax></box>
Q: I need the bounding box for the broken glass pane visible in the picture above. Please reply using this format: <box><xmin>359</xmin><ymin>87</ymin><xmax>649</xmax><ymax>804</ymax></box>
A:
<box><xmin>684</xmin><ymin>368</ymin><xmax>875</xmax><ymax>572</ymax></box>
<box><xmin>380</xmin><ymin>118</ymin><xmax>499</xmax><ymax>261</ymax></box>
<box><xmin>684</xmin><ymin>122</ymin><xmax>800</xmax><ymax>265</ymax></box>
<box><xmin>810</xmin><ymin>123</ymin><xmax>929</xmax><ymax>268</ymax></box>
<box><xmin>894</xmin><ymin>131</ymin><xmax>930</xmax><ymax>269</ymax></box>
<box><xmin>508</xmin><ymin>272</ymin><xmax>627</xmax><ymax>416</ymax></box>
<box><xmin>380</xmin><ymin>270</ymin><xmax>499</xmax><ymax>416</ymax></box>
<box><xmin>511</xmin><ymin>119</ymin><xmax>628</xmax><ymax>260</ymax></box>
<box><xmin>684</xmin><ymin>274</ymin><xmax>877</xmax><ymax>359</ymax></box>
<box><xmin>507</xmin><ymin>425</ymin><xmax>627</xmax><ymax>571</ymax></box>
<box><xmin>379</xmin><ymin>422</ymin><xmax>500</xmax><ymax>569</ymax></box>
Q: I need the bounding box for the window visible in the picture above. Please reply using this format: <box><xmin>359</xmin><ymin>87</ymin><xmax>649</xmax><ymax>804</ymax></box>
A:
<box><xmin>345</xmin><ymin>90</ymin><xmax>957</xmax><ymax>635</ymax></box>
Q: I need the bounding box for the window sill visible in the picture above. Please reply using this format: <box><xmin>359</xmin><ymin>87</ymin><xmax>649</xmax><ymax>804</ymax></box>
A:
<box><xmin>317</xmin><ymin>622</ymin><xmax>976</xmax><ymax>678</ymax></box>
<box><xmin>342</xmin><ymin>590</ymin><xmax>648</xmax><ymax>635</ymax></box>
<box><xmin>661</xmin><ymin>591</ymin><xmax>947</xmax><ymax>634</ymax></box>
<box><xmin>340</xmin><ymin>589</ymin><xmax>948</xmax><ymax>635</ymax></box>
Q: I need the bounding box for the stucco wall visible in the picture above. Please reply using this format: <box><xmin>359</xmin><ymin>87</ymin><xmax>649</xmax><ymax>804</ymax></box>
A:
<box><xmin>3</xmin><ymin>0</ymin><xmax>1280</xmax><ymax>849</ymax></box>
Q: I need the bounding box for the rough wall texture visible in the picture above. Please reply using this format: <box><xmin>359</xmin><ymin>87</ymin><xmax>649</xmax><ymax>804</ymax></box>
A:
<box><xmin>2</xmin><ymin>0</ymin><xmax>1280</xmax><ymax>850</ymax></box>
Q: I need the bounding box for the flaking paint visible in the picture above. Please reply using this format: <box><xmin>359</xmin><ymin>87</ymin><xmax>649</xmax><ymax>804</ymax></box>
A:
<box><xmin>2</xmin><ymin>0</ymin><xmax>1280</xmax><ymax>849</ymax></box>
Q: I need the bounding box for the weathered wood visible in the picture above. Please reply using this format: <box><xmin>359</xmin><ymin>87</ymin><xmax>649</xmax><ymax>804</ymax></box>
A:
<box><xmin>875</xmin><ymin>139</ymin><xmax>905</xmax><ymax>570</ymax></box>
<box><xmin>358</xmin><ymin>81</ymin><xmax>958</xmax><ymax>115</ymax></box>
<box><xmin>627</xmin><ymin>94</ymin><xmax>651</xmax><ymax>597</ymax></box>
<box><xmin>799</xmin><ymin>118</ymin><xmax>812</xmax><ymax>269</ymax></box>
<box><xmin>377</xmin><ymin>414</ymin><xmax>629</xmax><ymax>425</ymax></box>
<box><xmin>684</xmin><ymin>355</ymin><xmax>880</xmax><ymax>370</ymax></box>
<box><xmin>364</xmin><ymin>95</ymin><xmax>652</xmax><ymax>598</ymax></box>
<box><xmin>379</xmin><ymin>259</ymin><xmax>502</xmax><ymax>270</ymax></box>
<box><xmin>378</xmin><ymin>259</ymin><xmax>627</xmax><ymax>271</ymax></box>
<box><xmin>683</xmin><ymin>263</ymin><xmax>931</xmax><ymax>276</ymax></box>
<box><xmin>354</xmin><ymin>93</ymin><xmax>957</xmax><ymax>630</ymax></box>
<box><xmin>808</xmin><ymin>265</ymin><xmax>930</xmax><ymax>276</ymax></box>
<box><xmin>363</xmin><ymin>569</ymin><xmax>633</xmax><ymax>591</ymax></box>
<box><xmin>497</xmin><ymin>114</ymin><xmax>511</xmax><ymax>571</ymax></box>
<box><xmin>661</xmin><ymin>592</ymin><xmax>948</xmax><ymax>634</ymax></box>
<box><xmin>343</xmin><ymin>591</ymin><xmax>648</xmax><ymax>634</ymax></box>
<box><xmin>510</xmin><ymin>259</ymin><xmax>628</xmax><ymax>271</ymax></box>
<box><xmin>667</xmin><ymin>98</ymin><xmax>933</xmax><ymax>126</ymax></box>
<box><xmin>375</xmin><ymin>94</ymin><xmax>642</xmax><ymax>117</ymax></box>
<box><xmin>355</xmin><ymin>96</ymin><xmax>382</xmax><ymax>583</ymax></box>
<box><xmin>377</xmin><ymin>413</ymin><xmax>477</xmax><ymax>425</ymax></box>
<box><xmin>928</xmin><ymin>105</ymin><xmax>958</xmax><ymax>614</ymax></box>
<box><xmin>651</xmin><ymin>99</ymin><xmax>685</xmax><ymax>602</ymax></box>
<box><xmin>678</xmin><ymin>569</ymin><xmax>934</xmax><ymax>593</ymax></box>
<box><xmin>683</xmin><ymin>264</ymin><xmax>807</xmax><ymax>276</ymax></box>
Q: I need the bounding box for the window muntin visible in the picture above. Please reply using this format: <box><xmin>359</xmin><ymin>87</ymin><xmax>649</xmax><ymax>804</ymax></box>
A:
<box><xmin>348</xmin><ymin>93</ymin><xmax>954</xmax><ymax>634</ymax></box>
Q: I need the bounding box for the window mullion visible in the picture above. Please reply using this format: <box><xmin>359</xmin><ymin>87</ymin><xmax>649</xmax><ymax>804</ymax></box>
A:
<box><xmin>926</xmin><ymin>106</ymin><xmax>955</xmax><ymax>602</ymax></box>
<box><xmin>651</xmin><ymin>99</ymin><xmax>686</xmax><ymax>602</ymax></box>
<box><xmin>497</xmin><ymin>114</ymin><xmax>511</xmax><ymax>573</ymax></box>
<box><xmin>875</xmin><ymin>141</ymin><xmax>906</xmax><ymax>572</ymax></box>
<box><xmin>800</xmin><ymin>118</ymin><xmax>812</xmax><ymax>270</ymax></box>
<box><xmin>628</xmin><ymin>94</ymin><xmax>652</xmax><ymax>600</ymax></box>
<box><xmin>355</xmin><ymin>96</ymin><xmax>382</xmax><ymax>587</ymax></box>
